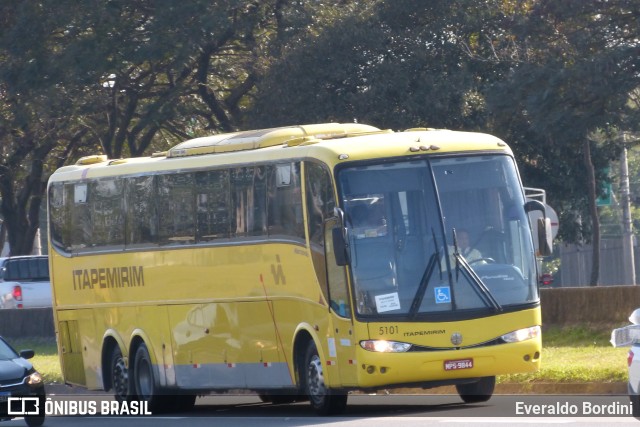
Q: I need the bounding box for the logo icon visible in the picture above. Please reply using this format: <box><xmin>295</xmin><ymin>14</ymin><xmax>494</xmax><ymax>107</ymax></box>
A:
<box><xmin>450</xmin><ymin>332</ymin><xmax>463</xmax><ymax>346</ymax></box>
<box><xmin>7</xmin><ymin>397</ymin><xmax>40</xmax><ymax>415</ymax></box>
<box><xmin>434</xmin><ymin>286</ymin><xmax>451</xmax><ymax>304</ymax></box>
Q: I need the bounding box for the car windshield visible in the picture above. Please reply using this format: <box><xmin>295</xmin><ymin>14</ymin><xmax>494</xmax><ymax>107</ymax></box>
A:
<box><xmin>337</xmin><ymin>155</ymin><xmax>538</xmax><ymax>320</ymax></box>
<box><xmin>0</xmin><ymin>338</ymin><xmax>18</xmax><ymax>360</ymax></box>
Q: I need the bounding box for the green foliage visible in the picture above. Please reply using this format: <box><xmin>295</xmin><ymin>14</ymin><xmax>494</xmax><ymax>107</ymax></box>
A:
<box><xmin>247</xmin><ymin>0</ymin><xmax>640</xmax><ymax>245</ymax></box>
<box><xmin>1</xmin><ymin>0</ymin><xmax>640</xmax><ymax>253</ymax></box>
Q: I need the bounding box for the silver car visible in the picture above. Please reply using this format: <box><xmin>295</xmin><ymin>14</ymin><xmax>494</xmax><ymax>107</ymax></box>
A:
<box><xmin>0</xmin><ymin>256</ymin><xmax>51</xmax><ymax>309</ymax></box>
<box><xmin>611</xmin><ymin>309</ymin><xmax>640</xmax><ymax>417</ymax></box>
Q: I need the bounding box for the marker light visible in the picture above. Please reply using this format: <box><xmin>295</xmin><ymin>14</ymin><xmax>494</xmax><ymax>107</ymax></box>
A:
<box><xmin>501</xmin><ymin>326</ymin><xmax>541</xmax><ymax>343</ymax></box>
<box><xmin>360</xmin><ymin>340</ymin><xmax>412</xmax><ymax>353</ymax></box>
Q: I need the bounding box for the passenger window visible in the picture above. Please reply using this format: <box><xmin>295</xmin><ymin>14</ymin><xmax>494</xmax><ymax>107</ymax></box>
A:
<box><xmin>196</xmin><ymin>170</ymin><xmax>231</xmax><ymax>241</ymax></box>
<box><xmin>91</xmin><ymin>179</ymin><xmax>125</xmax><ymax>248</ymax></box>
<box><xmin>157</xmin><ymin>173</ymin><xmax>195</xmax><ymax>245</ymax></box>
<box><xmin>125</xmin><ymin>176</ymin><xmax>158</xmax><ymax>246</ymax></box>
<box><xmin>267</xmin><ymin>163</ymin><xmax>304</xmax><ymax>240</ymax></box>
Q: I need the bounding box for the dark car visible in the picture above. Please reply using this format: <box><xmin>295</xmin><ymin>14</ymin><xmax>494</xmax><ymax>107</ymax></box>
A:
<box><xmin>0</xmin><ymin>336</ymin><xmax>45</xmax><ymax>426</ymax></box>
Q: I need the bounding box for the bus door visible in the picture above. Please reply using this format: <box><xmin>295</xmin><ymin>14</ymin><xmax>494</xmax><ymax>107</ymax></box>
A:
<box><xmin>324</xmin><ymin>217</ymin><xmax>357</xmax><ymax>386</ymax></box>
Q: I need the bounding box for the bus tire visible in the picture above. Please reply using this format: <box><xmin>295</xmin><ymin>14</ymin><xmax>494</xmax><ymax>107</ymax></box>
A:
<box><xmin>171</xmin><ymin>394</ymin><xmax>197</xmax><ymax>412</ymax></box>
<box><xmin>132</xmin><ymin>343</ymin><xmax>165</xmax><ymax>412</ymax></box>
<box><xmin>110</xmin><ymin>346</ymin><xmax>131</xmax><ymax>402</ymax></box>
<box><xmin>456</xmin><ymin>376</ymin><xmax>495</xmax><ymax>404</ymax></box>
<box><xmin>303</xmin><ymin>341</ymin><xmax>348</xmax><ymax>415</ymax></box>
<box><xmin>258</xmin><ymin>389</ymin><xmax>303</xmax><ymax>404</ymax></box>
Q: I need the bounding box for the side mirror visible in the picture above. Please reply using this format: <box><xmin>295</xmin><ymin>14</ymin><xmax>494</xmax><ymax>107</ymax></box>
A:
<box><xmin>19</xmin><ymin>349</ymin><xmax>35</xmax><ymax>360</ymax></box>
<box><xmin>332</xmin><ymin>226</ymin><xmax>350</xmax><ymax>266</ymax></box>
<box><xmin>537</xmin><ymin>217</ymin><xmax>553</xmax><ymax>256</ymax></box>
<box><xmin>525</xmin><ymin>200</ymin><xmax>553</xmax><ymax>256</ymax></box>
<box><xmin>330</xmin><ymin>208</ymin><xmax>350</xmax><ymax>266</ymax></box>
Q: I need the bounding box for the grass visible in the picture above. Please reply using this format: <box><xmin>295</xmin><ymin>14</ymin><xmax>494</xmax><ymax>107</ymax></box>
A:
<box><xmin>498</xmin><ymin>325</ymin><xmax>629</xmax><ymax>384</ymax></box>
<box><xmin>8</xmin><ymin>337</ymin><xmax>64</xmax><ymax>384</ymax></box>
<box><xmin>6</xmin><ymin>325</ymin><xmax>630</xmax><ymax>387</ymax></box>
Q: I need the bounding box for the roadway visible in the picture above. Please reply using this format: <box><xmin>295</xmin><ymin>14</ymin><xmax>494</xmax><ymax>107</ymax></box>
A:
<box><xmin>3</xmin><ymin>391</ymin><xmax>639</xmax><ymax>427</ymax></box>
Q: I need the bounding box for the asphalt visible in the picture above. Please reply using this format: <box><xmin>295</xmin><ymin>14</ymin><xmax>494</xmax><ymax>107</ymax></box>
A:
<box><xmin>45</xmin><ymin>382</ymin><xmax>628</xmax><ymax>396</ymax></box>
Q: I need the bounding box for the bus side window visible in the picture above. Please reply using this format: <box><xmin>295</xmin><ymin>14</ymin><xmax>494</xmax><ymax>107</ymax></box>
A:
<box><xmin>125</xmin><ymin>176</ymin><xmax>157</xmax><ymax>246</ymax></box>
<box><xmin>230</xmin><ymin>166</ymin><xmax>268</xmax><ymax>238</ymax></box>
<box><xmin>91</xmin><ymin>178</ymin><xmax>124</xmax><ymax>249</ymax></box>
<box><xmin>157</xmin><ymin>173</ymin><xmax>195</xmax><ymax>245</ymax></box>
<box><xmin>196</xmin><ymin>170</ymin><xmax>230</xmax><ymax>241</ymax></box>
<box><xmin>305</xmin><ymin>162</ymin><xmax>335</xmax><ymax>246</ymax></box>
<box><xmin>305</xmin><ymin>162</ymin><xmax>336</xmax><ymax>304</ymax></box>
<box><xmin>49</xmin><ymin>182</ymin><xmax>71</xmax><ymax>252</ymax></box>
<box><xmin>267</xmin><ymin>163</ymin><xmax>304</xmax><ymax>240</ymax></box>
<box><xmin>71</xmin><ymin>183</ymin><xmax>91</xmax><ymax>251</ymax></box>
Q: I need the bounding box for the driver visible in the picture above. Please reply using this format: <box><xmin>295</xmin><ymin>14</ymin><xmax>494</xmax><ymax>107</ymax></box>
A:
<box><xmin>457</xmin><ymin>229</ymin><xmax>482</xmax><ymax>263</ymax></box>
<box><xmin>442</xmin><ymin>228</ymin><xmax>483</xmax><ymax>267</ymax></box>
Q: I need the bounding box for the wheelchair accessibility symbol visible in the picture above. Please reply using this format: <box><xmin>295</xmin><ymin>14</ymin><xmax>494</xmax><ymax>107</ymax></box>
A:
<box><xmin>434</xmin><ymin>286</ymin><xmax>451</xmax><ymax>304</ymax></box>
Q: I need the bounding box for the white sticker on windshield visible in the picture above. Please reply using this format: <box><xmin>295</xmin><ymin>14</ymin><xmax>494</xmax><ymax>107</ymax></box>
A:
<box><xmin>375</xmin><ymin>292</ymin><xmax>401</xmax><ymax>313</ymax></box>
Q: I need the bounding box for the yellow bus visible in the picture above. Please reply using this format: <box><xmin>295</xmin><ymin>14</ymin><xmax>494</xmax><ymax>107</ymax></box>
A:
<box><xmin>47</xmin><ymin>123</ymin><xmax>546</xmax><ymax>414</ymax></box>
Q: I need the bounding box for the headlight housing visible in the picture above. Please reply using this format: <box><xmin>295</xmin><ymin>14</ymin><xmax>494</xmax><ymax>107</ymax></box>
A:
<box><xmin>360</xmin><ymin>340</ymin><xmax>412</xmax><ymax>353</ymax></box>
<box><xmin>26</xmin><ymin>371</ymin><xmax>43</xmax><ymax>385</ymax></box>
<box><xmin>501</xmin><ymin>326</ymin><xmax>541</xmax><ymax>343</ymax></box>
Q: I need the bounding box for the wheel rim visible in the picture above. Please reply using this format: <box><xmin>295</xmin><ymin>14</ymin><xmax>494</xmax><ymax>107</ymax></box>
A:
<box><xmin>136</xmin><ymin>357</ymin><xmax>153</xmax><ymax>399</ymax></box>
<box><xmin>307</xmin><ymin>354</ymin><xmax>326</xmax><ymax>404</ymax></box>
<box><xmin>112</xmin><ymin>353</ymin><xmax>128</xmax><ymax>400</ymax></box>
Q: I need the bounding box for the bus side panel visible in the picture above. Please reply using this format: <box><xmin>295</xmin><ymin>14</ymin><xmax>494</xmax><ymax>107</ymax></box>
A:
<box><xmin>168</xmin><ymin>301</ymin><xmax>290</xmax><ymax>390</ymax></box>
<box><xmin>56</xmin><ymin>309</ymin><xmax>98</xmax><ymax>389</ymax></box>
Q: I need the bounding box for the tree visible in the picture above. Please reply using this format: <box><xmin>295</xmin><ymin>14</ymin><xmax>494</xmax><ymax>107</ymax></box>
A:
<box><xmin>0</xmin><ymin>0</ymin><xmax>338</xmax><ymax>254</ymax></box>
<box><xmin>247</xmin><ymin>0</ymin><xmax>640</xmax><ymax>285</ymax></box>
<box><xmin>483</xmin><ymin>0</ymin><xmax>640</xmax><ymax>285</ymax></box>
<box><xmin>0</xmin><ymin>1</ymin><xmax>91</xmax><ymax>255</ymax></box>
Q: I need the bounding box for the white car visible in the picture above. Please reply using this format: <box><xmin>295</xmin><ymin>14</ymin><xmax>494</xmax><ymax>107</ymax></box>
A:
<box><xmin>611</xmin><ymin>309</ymin><xmax>640</xmax><ymax>417</ymax></box>
<box><xmin>0</xmin><ymin>256</ymin><xmax>51</xmax><ymax>309</ymax></box>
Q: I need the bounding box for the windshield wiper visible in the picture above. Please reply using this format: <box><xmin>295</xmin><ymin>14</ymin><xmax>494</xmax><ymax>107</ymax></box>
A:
<box><xmin>452</xmin><ymin>228</ymin><xmax>502</xmax><ymax>312</ymax></box>
<box><xmin>409</xmin><ymin>230</ymin><xmax>446</xmax><ymax>317</ymax></box>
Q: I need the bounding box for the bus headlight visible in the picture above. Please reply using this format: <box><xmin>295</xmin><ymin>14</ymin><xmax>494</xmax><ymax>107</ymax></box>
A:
<box><xmin>501</xmin><ymin>326</ymin><xmax>541</xmax><ymax>343</ymax></box>
<box><xmin>360</xmin><ymin>340</ymin><xmax>412</xmax><ymax>353</ymax></box>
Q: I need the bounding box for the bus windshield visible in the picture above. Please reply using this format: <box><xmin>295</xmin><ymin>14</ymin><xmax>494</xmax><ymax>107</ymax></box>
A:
<box><xmin>337</xmin><ymin>154</ymin><xmax>538</xmax><ymax>320</ymax></box>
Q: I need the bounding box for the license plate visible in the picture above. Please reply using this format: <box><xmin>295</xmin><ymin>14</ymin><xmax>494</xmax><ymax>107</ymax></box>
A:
<box><xmin>444</xmin><ymin>358</ymin><xmax>474</xmax><ymax>371</ymax></box>
<box><xmin>0</xmin><ymin>392</ymin><xmax>10</xmax><ymax>403</ymax></box>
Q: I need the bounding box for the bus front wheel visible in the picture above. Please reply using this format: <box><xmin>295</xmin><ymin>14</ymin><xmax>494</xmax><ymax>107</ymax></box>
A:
<box><xmin>455</xmin><ymin>376</ymin><xmax>495</xmax><ymax>403</ymax></box>
<box><xmin>303</xmin><ymin>341</ymin><xmax>348</xmax><ymax>415</ymax></box>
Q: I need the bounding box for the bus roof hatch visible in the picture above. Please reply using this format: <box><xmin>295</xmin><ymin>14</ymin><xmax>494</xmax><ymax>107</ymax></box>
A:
<box><xmin>167</xmin><ymin>123</ymin><xmax>380</xmax><ymax>158</ymax></box>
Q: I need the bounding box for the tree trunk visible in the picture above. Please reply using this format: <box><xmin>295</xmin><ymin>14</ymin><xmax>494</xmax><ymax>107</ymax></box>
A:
<box><xmin>584</xmin><ymin>139</ymin><xmax>600</xmax><ymax>286</ymax></box>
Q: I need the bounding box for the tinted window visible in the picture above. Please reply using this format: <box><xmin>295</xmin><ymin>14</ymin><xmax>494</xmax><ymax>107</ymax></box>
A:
<box><xmin>48</xmin><ymin>183</ymin><xmax>70</xmax><ymax>251</ymax></box>
<box><xmin>157</xmin><ymin>173</ymin><xmax>195</xmax><ymax>245</ymax></box>
<box><xmin>230</xmin><ymin>166</ymin><xmax>267</xmax><ymax>238</ymax></box>
<box><xmin>125</xmin><ymin>176</ymin><xmax>157</xmax><ymax>246</ymax></box>
<box><xmin>267</xmin><ymin>163</ymin><xmax>304</xmax><ymax>240</ymax></box>
<box><xmin>91</xmin><ymin>179</ymin><xmax>125</xmax><ymax>248</ymax></box>
<box><xmin>4</xmin><ymin>258</ymin><xmax>49</xmax><ymax>281</ymax></box>
<box><xmin>196</xmin><ymin>170</ymin><xmax>230</xmax><ymax>241</ymax></box>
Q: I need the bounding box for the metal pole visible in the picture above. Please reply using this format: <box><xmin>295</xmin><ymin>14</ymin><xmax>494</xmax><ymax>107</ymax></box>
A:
<box><xmin>620</xmin><ymin>145</ymin><xmax>636</xmax><ymax>285</ymax></box>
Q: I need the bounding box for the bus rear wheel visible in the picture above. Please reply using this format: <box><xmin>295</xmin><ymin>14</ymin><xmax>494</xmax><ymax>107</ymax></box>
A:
<box><xmin>133</xmin><ymin>343</ymin><xmax>166</xmax><ymax>412</ymax></box>
<box><xmin>456</xmin><ymin>376</ymin><xmax>495</xmax><ymax>404</ymax></box>
<box><xmin>110</xmin><ymin>346</ymin><xmax>130</xmax><ymax>402</ymax></box>
<box><xmin>303</xmin><ymin>341</ymin><xmax>348</xmax><ymax>415</ymax></box>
